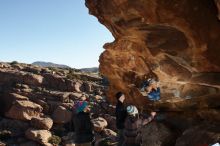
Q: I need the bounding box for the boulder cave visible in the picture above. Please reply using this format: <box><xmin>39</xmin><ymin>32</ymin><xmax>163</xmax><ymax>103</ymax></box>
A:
<box><xmin>86</xmin><ymin>0</ymin><xmax>220</xmax><ymax>145</ymax></box>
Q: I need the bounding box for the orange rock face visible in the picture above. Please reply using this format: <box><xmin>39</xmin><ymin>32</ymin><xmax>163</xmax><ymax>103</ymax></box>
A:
<box><xmin>85</xmin><ymin>0</ymin><xmax>220</xmax><ymax>113</ymax></box>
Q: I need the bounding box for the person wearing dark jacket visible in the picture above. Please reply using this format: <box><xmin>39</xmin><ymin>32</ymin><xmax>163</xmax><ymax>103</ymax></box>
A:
<box><xmin>73</xmin><ymin>101</ymin><xmax>94</xmax><ymax>146</ymax></box>
<box><xmin>123</xmin><ymin>105</ymin><xmax>156</xmax><ymax>146</ymax></box>
<box><xmin>115</xmin><ymin>92</ymin><xmax>127</xmax><ymax>146</ymax></box>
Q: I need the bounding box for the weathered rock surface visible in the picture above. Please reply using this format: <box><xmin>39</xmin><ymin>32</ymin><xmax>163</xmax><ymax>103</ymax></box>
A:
<box><xmin>102</xmin><ymin>129</ymin><xmax>117</xmax><ymax>137</ymax></box>
<box><xmin>5</xmin><ymin>100</ymin><xmax>43</xmax><ymax>121</ymax></box>
<box><xmin>142</xmin><ymin>122</ymin><xmax>174</xmax><ymax>146</ymax></box>
<box><xmin>0</xmin><ymin>118</ymin><xmax>29</xmax><ymax>136</ymax></box>
<box><xmin>52</xmin><ymin>106</ymin><xmax>72</xmax><ymax>124</ymax></box>
<box><xmin>85</xmin><ymin>0</ymin><xmax>220</xmax><ymax>109</ymax></box>
<box><xmin>25</xmin><ymin>128</ymin><xmax>52</xmax><ymax>145</ymax></box>
<box><xmin>0</xmin><ymin>69</ymin><xmax>43</xmax><ymax>86</ymax></box>
<box><xmin>0</xmin><ymin>141</ymin><xmax>6</xmax><ymax>146</ymax></box>
<box><xmin>175</xmin><ymin>124</ymin><xmax>220</xmax><ymax>146</ymax></box>
<box><xmin>92</xmin><ymin>117</ymin><xmax>108</xmax><ymax>132</ymax></box>
<box><xmin>30</xmin><ymin>116</ymin><xmax>53</xmax><ymax>130</ymax></box>
<box><xmin>0</xmin><ymin>62</ymin><xmax>106</xmax><ymax>145</ymax></box>
<box><xmin>85</xmin><ymin>2</ymin><xmax>220</xmax><ymax>144</ymax></box>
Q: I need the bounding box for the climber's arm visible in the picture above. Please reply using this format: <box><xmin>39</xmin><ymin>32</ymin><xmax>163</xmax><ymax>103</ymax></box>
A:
<box><xmin>142</xmin><ymin>112</ymin><xmax>156</xmax><ymax>126</ymax></box>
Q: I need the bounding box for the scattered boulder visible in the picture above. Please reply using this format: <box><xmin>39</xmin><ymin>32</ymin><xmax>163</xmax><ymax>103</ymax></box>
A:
<box><xmin>94</xmin><ymin>95</ymin><xmax>103</xmax><ymax>101</ymax></box>
<box><xmin>0</xmin><ymin>141</ymin><xmax>6</xmax><ymax>146</ymax></box>
<box><xmin>25</xmin><ymin>128</ymin><xmax>52</xmax><ymax>146</ymax></box>
<box><xmin>102</xmin><ymin>129</ymin><xmax>117</xmax><ymax>137</ymax></box>
<box><xmin>69</xmin><ymin>92</ymin><xmax>83</xmax><ymax>100</ymax></box>
<box><xmin>23</xmin><ymin>73</ymin><xmax>44</xmax><ymax>86</ymax></box>
<box><xmin>0</xmin><ymin>118</ymin><xmax>29</xmax><ymax>137</ymax></box>
<box><xmin>175</xmin><ymin>124</ymin><xmax>220</xmax><ymax>146</ymax></box>
<box><xmin>52</xmin><ymin>106</ymin><xmax>72</xmax><ymax>124</ymax></box>
<box><xmin>103</xmin><ymin>114</ymin><xmax>117</xmax><ymax>131</ymax></box>
<box><xmin>5</xmin><ymin>100</ymin><xmax>43</xmax><ymax>121</ymax></box>
<box><xmin>73</xmin><ymin>81</ymin><xmax>82</xmax><ymax>92</ymax></box>
<box><xmin>141</xmin><ymin>122</ymin><xmax>174</xmax><ymax>146</ymax></box>
<box><xmin>92</xmin><ymin>117</ymin><xmax>108</xmax><ymax>132</ymax></box>
<box><xmin>30</xmin><ymin>116</ymin><xmax>53</xmax><ymax>130</ymax></box>
<box><xmin>83</xmin><ymin>82</ymin><xmax>93</xmax><ymax>93</ymax></box>
<box><xmin>43</xmin><ymin>73</ymin><xmax>67</xmax><ymax>91</ymax></box>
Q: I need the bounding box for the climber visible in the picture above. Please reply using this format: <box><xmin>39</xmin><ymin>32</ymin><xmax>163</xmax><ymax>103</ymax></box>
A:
<box><xmin>140</xmin><ymin>78</ymin><xmax>160</xmax><ymax>101</ymax></box>
<box><xmin>115</xmin><ymin>92</ymin><xmax>127</xmax><ymax>146</ymax></box>
<box><xmin>123</xmin><ymin>105</ymin><xmax>156</xmax><ymax>146</ymax></box>
<box><xmin>73</xmin><ymin>101</ymin><xmax>95</xmax><ymax>146</ymax></box>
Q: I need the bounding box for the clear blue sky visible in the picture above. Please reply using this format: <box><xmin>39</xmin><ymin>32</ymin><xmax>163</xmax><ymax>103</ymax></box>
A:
<box><xmin>0</xmin><ymin>0</ymin><xmax>114</xmax><ymax>68</ymax></box>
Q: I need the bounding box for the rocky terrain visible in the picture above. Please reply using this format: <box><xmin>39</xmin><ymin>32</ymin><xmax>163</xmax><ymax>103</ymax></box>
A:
<box><xmin>0</xmin><ymin>62</ymin><xmax>116</xmax><ymax>146</ymax></box>
<box><xmin>1</xmin><ymin>0</ymin><xmax>220</xmax><ymax>145</ymax></box>
<box><xmin>85</xmin><ymin>0</ymin><xmax>220</xmax><ymax>145</ymax></box>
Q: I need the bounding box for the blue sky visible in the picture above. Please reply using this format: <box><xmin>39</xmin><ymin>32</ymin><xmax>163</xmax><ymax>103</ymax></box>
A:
<box><xmin>0</xmin><ymin>0</ymin><xmax>114</xmax><ymax>68</ymax></box>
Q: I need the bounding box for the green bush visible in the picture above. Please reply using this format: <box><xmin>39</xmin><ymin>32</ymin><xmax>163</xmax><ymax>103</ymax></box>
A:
<box><xmin>10</xmin><ymin>61</ymin><xmax>19</xmax><ymax>65</ymax></box>
<box><xmin>48</xmin><ymin>135</ymin><xmax>61</xmax><ymax>145</ymax></box>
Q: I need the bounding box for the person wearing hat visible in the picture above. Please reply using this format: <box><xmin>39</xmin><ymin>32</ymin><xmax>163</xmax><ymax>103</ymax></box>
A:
<box><xmin>123</xmin><ymin>105</ymin><xmax>156</xmax><ymax>146</ymax></box>
<box><xmin>73</xmin><ymin>101</ymin><xmax>94</xmax><ymax>146</ymax></box>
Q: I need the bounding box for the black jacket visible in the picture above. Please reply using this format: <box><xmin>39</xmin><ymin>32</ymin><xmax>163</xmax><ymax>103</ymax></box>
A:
<box><xmin>115</xmin><ymin>100</ymin><xmax>127</xmax><ymax>129</ymax></box>
<box><xmin>73</xmin><ymin>112</ymin><xmax>94</xmax><ymax>144</ymax></box>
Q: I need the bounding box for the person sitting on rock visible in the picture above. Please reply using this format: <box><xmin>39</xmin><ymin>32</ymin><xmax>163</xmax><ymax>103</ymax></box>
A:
<box><xmin>140</xmin><ymin>78</ymin><xmax>160</xmax><ymax>101</ymax></box>
<box><xmin>115</xmin><ymin>92</ymin><xmax>127</xmax><ymax>146</ymax></box>
<box><xmin>123</xmin><ymin>105</ymin><xmax>156</xmax><ymax>146</ymax></box>
<box><xmin>73</xmin><ymin>101</ymin><xmax>94</xmax><ymax>146</ymax></box>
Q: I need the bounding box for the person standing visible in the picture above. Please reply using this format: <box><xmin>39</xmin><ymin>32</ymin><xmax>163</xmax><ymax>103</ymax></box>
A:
<box><xmin>123</xmin><ymin>105</ymin><xmax>156</xmax><ymax>146</ymax></box>
<box><xmin>73</xmin><ymin>101</ymin><xmax>94</xmax><ymax>146</ymax></box>
<box><xmin>115</xmin><ymin>92</ymin><xmax>127</xmax><ymax>146</ymax></box>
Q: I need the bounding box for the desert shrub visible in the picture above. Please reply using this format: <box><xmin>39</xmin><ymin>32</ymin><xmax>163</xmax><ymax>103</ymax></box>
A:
<box><xmin>10</xmin><ymin>61</ymin><xmax>19</xmax><ymax>65</ymax></box>
<box><xmin>48</xmin><ymin>135</ymin><xmax>61</xmax><ymax>145</ymax></box>
<box><xmin>67</xmin><ymin>73</ymin><xmax>82</xmax><ymax>80</ymax></box>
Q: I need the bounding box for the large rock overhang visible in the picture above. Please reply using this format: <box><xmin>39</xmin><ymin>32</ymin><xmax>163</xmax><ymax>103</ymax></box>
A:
<box><xmin>85</xmin><ymin>0</ymin><xmax>220</xmax><ymax>113</ymax></box>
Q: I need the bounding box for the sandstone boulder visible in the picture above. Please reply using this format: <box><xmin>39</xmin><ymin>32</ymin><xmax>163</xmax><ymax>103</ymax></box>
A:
<box><xmin>102</xmin><ymin>129</ymin><xmax>117</xmax><ymax>137</ymax></box>
<box><xmin>0</xmin><ymin>118</ymin><xmax>29</xmax><ymax>137</ymax></box>
<box><xmin>5</xmin><ymin>100</ymin><xmax>43</xmax><ymax>121</ymax></box>
<box><xmin>0</xmin><ymin>69</ymin><xmax>43</xmax><ymax>86</ymax></box>
<box><xmin>43</xmin><ymin>73</ymin><xmax>67</xmax><ymax>91</ymax></box>
<box><xmin>52</xmin><ymin>106</ymin><xmax>72</xmax><ymax>124</ymax></box>
<box><xmin>23</xmin><ymin>73</ymin><xmax>44</xmax><ymax>86</ymax></box>
<box><xmin>103</xmin><ymin>114</ymin><xmax>117</xmax><ymax>131</ymax></box>
<box><xmin>94</xmin><ymin>95</ymin><xmax>103</xmax><ymax>101</ymax></box>
<box><xmin>73</xmin><ymin>81</ymin><xmax>82</xmax><ymax>92</ymax></box>
<box><xmin>141</xmin><ymin>122</ymin><xmax>174</xmax><ymax>146</ymax></box>
<box><xmin>25</xmin><ymin>128</ymin><xmax>52</xmax><ymax>145</ymax></box>
<box><xmin>0</xmin><ymin>93</ymin><xmax>29</xmax><ymax>114</ymax></box>
<box><xmin>69</xmin><ymin>92</ymin><xmax>83</xmax><ymax>100</ymax></box>
<box><xmin>92</xmin><ymin>117</ymin><xmax>108</xmax><ymax>132</ymax></box>
<box><xmin>0</xmin><ymin>141</ymin><xmax>6</xmax><ymax>146</ymax></box>
<box><xmin>83</xmin><ymin>82</ymin><xmax>93</xmax><ymax>93</ymax></box>
<box><xmin>31</xmin><ymin>116</ymin><xmax>53</xmax><ymax>130</ymax></box>
<box><xmin>85</xmin><ymin>0</ymin><xmax>220</xmax><ymax>109</ymax></box>
<box><xmin>175</xmin><ymin>124</ymin><xmax>220</xmax><ymax>146</ymax></box>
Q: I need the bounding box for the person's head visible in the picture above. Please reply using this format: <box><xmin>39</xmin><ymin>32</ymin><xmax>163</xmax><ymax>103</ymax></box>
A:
<box><xmin>115</xmin><ymin>92</ymin><xmax>125</xmax><ymax>102</ymax></box>
<box><xmin>127</xmin><ymin>105</ymin><xmax>138</xmax><ymax>117</ymax></box>
<box><xmin>75</xmin><ymin>101</ymin><xmax>90</xmax><ymax>113</ymax></box>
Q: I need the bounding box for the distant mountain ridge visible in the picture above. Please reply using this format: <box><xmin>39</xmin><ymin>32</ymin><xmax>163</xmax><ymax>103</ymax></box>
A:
<box><xmin>32</xmin><ymin>61</ymin><xmax>71</xmax><ymax>69</ymax></box>
<box><xmin>32</xmin><ymin>61</ymin><xmax>99</xmax><ymax>72</ymax></box>
<box><xmin>80</xmin><ymin>67</ymin><xmax>99</xmax><ymax>73</ymax></box>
